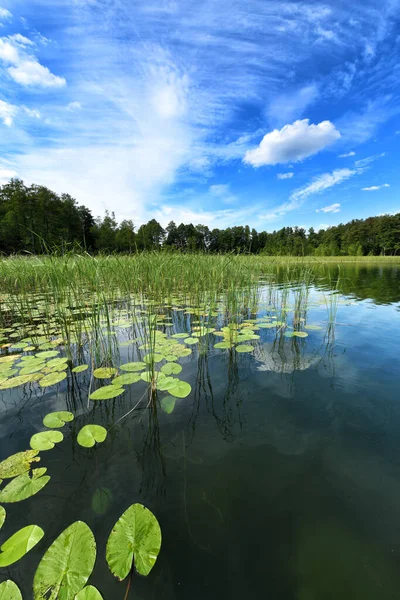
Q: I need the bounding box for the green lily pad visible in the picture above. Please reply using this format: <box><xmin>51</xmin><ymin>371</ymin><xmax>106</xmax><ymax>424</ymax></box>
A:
<box><xmin>284</xmin><ymin>331</ymin><xmax>295</xmax><ymax>338</ymax></box>
<box><xmin>293</xmin><ymin>331</ymin><xmax>308</xmax><ymax>338</ymax></box>
<box><xmin>168</xmin><ymin>380</ymin><xmax>191</xmax><ymax>398</ymax></box>
<box><xmin>30</xmin><ymin>430</ymin><xmax>64</xmax><ymax>451</ymax></box>
<box><xmin>164</xmin><ymin>354</ymin><xmax>178</xmax><ymax>362</ymax></box>
<box><xmin>93</xmin><ymin>367</ymin><xmax>118</xmax><ymax>379</ymax></box>
<box><xmin>39</xmin><ymin>371</ymin><xmax>67</xmax><ymax>387</ymax></box>
<box><xmin>184</xmin><ymin>337</ymin><xmax>199</xmax><ymax>345</ymax></box>
<box><xmin>35</xmin><ymin>351</ymin><xmax>59</xmax><ymax>359</ymax></box>
<box><xmin>92</xmin><ymin>487</ymin><xmax>112</xmax><ymax>515</ymax></box>
<box><xmin>72</xmin><ymin>364</ymin><xmax>89</xmax><ymax>373</ymax></box>
<box><xmin>19</xmin><ymin>364</ymin><xmax>45</xmax><ymax>375</ymax></box>
<box><xmin>119</xmin><ymin>361</ymin><xmax>146</xmax><ymax>372</ymax></box>
<box><xmin>171</xmin><ymin>333</ymin><xmax>188</xmax><ymax>338</ymax></box>
<box><xmin>75</xmin><ymin>586</ymin><xmax>103</xmax><ymax>600</ymax></box>
<box><xmin>304</xmin><ymin>324</ymin><xmax>323</xmax><ymax>331</ymax></box>
<box><xmin>0</xmin><ymin>450</ymin><xmax>40</xmax><ymax>479</ymax></box>
<box><xmin>156</xmin><ymin>376</ymin><xmax>178</xmax><ymax>391</ymax></box>
<box><xmin>0</xmin><ymin>580</ymin><xmax>22</xmax><ymax>600</ymax></box>
<box><xmin>161</xmin><ymin>363</ymin><xmax>182</xmax><ymax>376</ymax></box>
<box><xmin>77</xmin><ymin>425</ymin><xmax>107</xmax><ymax>448</ymax></box>
<box><xmin>33</xmin><ymin>521</ymin><xmax>96</xmax><ymax>600</ymax></box>
<box><xmin>89</xmin><ymin>386</ymin><xmax>124</xmax><ymax>401</ymax></box>
<box><xmin>106</xmin><ymin>503</ymin><xmax>162</xmax><ymax>579</ymax></box>
<box><xmin>235</xmin><ymin>345</ymin><xmax>254</xmax><ymax>353</ymax></box>
<box><xmin>46</xmin><ymin>357</ymin><xmax>68</xmax><ymax>370</ymax></box>
<box><xmin>0</xmin><ymin>374</ymin><xmax>40</xmax><ymax>389</ymax></box>
<box><xmin>43</xmin><ymin>411</ymin><xmax>74</xmax><ymax>428</ymax></box>
<box><xmin>0</xmin><ymin>469</ymin><xmax>50</xmax><ymax>503</ymax></box>
<box><xmin>161</xmin><ymin>395</ymin><xmax>176</xmax><ymax>414</ymax></box>
<box><xmin>175</xmin><ymin>347</ymin><xmax>192</xmax><ymax>357</ymax></box>
<box><xmin>0</xmin><ymin>506</ymin><xmax>5</xmax><ymax>530</ymax></box>
<box><xmin>0</xmin><ymin>524</ymin><xmax>44</xmax><ymax>567</ymax></box>
<box><xmin>143</xmin><ymin>353</ymin><xmax>164</xmax><ymax>364</ymax></box>
<box><xmin>214</xmin><ymin>341</ymin><xmax>233</xmax><ymax>349</ymax></box>
<box><xmin>112</xmin><ymin>373</ymin><xmax>141</xmax><ymax>386</ymax></box>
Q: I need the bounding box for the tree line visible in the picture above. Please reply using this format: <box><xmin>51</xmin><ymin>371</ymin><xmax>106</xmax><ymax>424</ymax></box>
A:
<box><xmin>1</xmin><ymin>179</ymin><xmax>399</xmax><ymax>255</ymax></box>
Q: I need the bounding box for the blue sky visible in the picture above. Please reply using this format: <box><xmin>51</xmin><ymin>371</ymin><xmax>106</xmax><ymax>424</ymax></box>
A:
<box><xmin>0</xmin><ymin>0</ymin><xmax>399</xmax><ymax>231</ymax></box>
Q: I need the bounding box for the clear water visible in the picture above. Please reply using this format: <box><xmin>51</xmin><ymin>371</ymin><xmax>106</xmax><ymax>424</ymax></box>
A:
<box><xmin>1</xmin><ymin>264</ymin><xmax>400</xmax><ymax>599</ymax></box>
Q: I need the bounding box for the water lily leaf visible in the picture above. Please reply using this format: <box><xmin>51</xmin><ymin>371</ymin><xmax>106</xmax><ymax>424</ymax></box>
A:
<box><xmin>293</xmin><ymin>331</ymin><xmax>308</xmax><ymax>338</ymax></box>
<box><xmin>93</xmin><ymin>367</ymin><xmax>118</xmax><ymax>379</ymax></box>
<box><xmin>75</xmin><ymin>586</ymin><xmax>103</xmax><ymax>600</ymax></box>
<box><xmin>168</xmin><ymin>380</ymin><xmax>191</xmax><ymax>398</ymax></box>
<box><xmin>171</xmin><ymin>333</ymin><xmax>188</xmax><ymax>339</ymax></box>
<box><xmin>214</xmin><ymin>341</ymin><xmax>233</xmax><ymax>349</ymax></box>
<box><xmin>0</xmin><ymin>355</ymin><xmax>21</xmax><ymax>364</ymax></box>
<box><xmin>156</xmin><ymin>376</ymin><xmax>178</xmax><ymax>391</ymax></box>
<box><xmin>106</xmin><ymin>503</ymin><xmax>161</xmax><ymax>580</ymax></box>
<box><xmin>0</xmin><ymin>469</ymin><xmax>50</xmax><ymax>503</ymax></box>
<box><xmin>89</xmin><ymin>386</ymin><xmax>124</xmax><ymax>401</ymax></box>
<box><xmin>0</xmin><ymin>580</ymin><xmax>22</xmax><ymax>600</ymax></box>
<box><xmin>175</xmin><ymin>347</ymin><xmax>192</xmax><ymax>357</ymax></box>
<box><xmin>39</xmin><ymin>371</ymin><xmax>67</xmax><ymax>387</ymax></box>
<box><xmin>92</xmin><ymin>487</ymin><xmax>112</xmax><ymax>515</ymax></box>
<box><xmin>0</xmin><ymin>524</ymin><xmax>44</xmax><ymax>567</ymax></box>
<box><xmin>161</xmin><ymin>395</ymin><xmax>176</xmax><ymax>414</ymax></box>
<box><xmin>77</xmin><ymin>425</ymin><xmax>107</xmax><ymax>448</ymax></box>
<box><xmin>284</xmin><ymin>331</ymin><xmax>295</xmax><ymax>338</ymax></box>
<box><xmin>184</xmin><ymin>337</ymin><xmax>199</xmax><ymax>345</ymax></box>
<box><xmin>0</xmin><ymin>450</ymin><xmax>40</xmax><ymax>479</ymax></box>
<box><xmin>33</xmin><ymin>521</ymin><xmax>96</xmax><ymax>600</ymax></box>
<box><xmin>235</xmin><ymin>345</ymin><xmax>254</xmax><ymax>353</ymax></box>
<box><xmin>0</xmin><ymin>506</ymin><xmax>5</xmax><ymax>529</ymax></box>
<box><xmin>258</xmin><ymin>323</ymin><xmax>277</xmax><ymax>329</ymax></box>
<box><xmin>119</xmin><ymin>361</ymin><xmax>146</xmax><ymax>372</ymax></box>
<box><xmin>0</xmin><ymin>374</ymin><xmax>41</xmax><ymax>389</ymax></box>
<box><xmin>164</xmin><ymin>354</ymin><xmax>178</xmax><ymax>362</ymax></box>
<box><xmin>304</xmin><ymin>324</ymin><xmax>323</xmax><ymax>331</ymax></box>
<box><xmin>19</xmin><ymin>364</ymin><xmax>45</xmax><ymax>375</ymax></box>
<box><xmin>46</xmin><ymin>357</ymin><xmax>68</xmax><ymax>370</ymax></box>
<box><xmin>43</xmin><ymin>411</ymin><xmax>74</xmax><ymax>428</ymax></box>
<box><xmin>72</xmin><ymin>364</ymin><xmax>89</xmax><ymax>373</ymax></box>
<box><xmin>143</xmin><ymin>353</ymin><xmax>164</xmax><ymax>364</ymax></box>
<box><xmin>30</xmin><ymin>430</ymin><xmax>63</xmax><ymax>451</ymax></box>
<box><xmin>112</xmin><ymin>373</ymin><xmax>141</xmax><ymax>386</ymax></box>
<box><xmin>161</xmin><ymin>363</ymin><xmax>182</xmax><ymax>376</ymax></box>
<box><xmin>35</xmin><ymin>351</ymin><xmax>59</xmax><ymax>359</ymax></box>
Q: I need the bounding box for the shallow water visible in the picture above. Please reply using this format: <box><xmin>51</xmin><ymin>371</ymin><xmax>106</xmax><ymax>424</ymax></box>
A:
<box><xmin>1</xmin><ymin>264</ymin><xmax>400</xmax><ymax>599</ymax></box>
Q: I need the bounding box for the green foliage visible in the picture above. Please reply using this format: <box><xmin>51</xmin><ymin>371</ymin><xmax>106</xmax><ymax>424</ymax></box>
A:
<box><xmin>89</xmin><ymin>385</ymin><xmax>124</xmax><ymax>400</ymax></box>
<box><xmin>0</xmin><ymin>580</ymin><xmax>22</xmax><ymax>600</ymax></box>
<box><xmin>75</xmin><ymin>586</ymin><xmax>103</xmax><ymax>600</ymax></box>
<box><xmin>106</xmin><ymin>503</ymin><xmax>162</xmax><ymax>579</ymax></box>
<box><xmin>43</xmin><ymin>411</ymin><xmax>74</xmax><ymax>428</ymax></box>
<box><xmin>0</xmin><ymin>506</ymin><xmax>5</xmax><ymax>529</ymax></box>
<box><xmin>91</xmin><ymin>487</ymin><xmax>112</xmax><ymax>515</ymax></box>
<box><xmin>77</xmin><ymin>425</ymin><xmax>107</xmax><ymax>448</ymax></box>
<box><xmin>0</xmin><ymin>525</ymin><xmax>44</xmax><ymax>567</ymax></box>
<box><xmin>30</xmin><ymin>430</ymin><xmax>64</xmax><ymax>451</ymax></box>
<box><xmin>0</xmin><ymin>469</ymin><xmax>50</xmax><ymax>503</ymax></box>
<box><xmin>0</xmin><ymin>450</ymin><xmax>40</xmax><ymax>479</ymax></box>
<box><xmin>33</xmin><ymin>521</ymin><xmax>96</xmax><ymax>600</ymax></box>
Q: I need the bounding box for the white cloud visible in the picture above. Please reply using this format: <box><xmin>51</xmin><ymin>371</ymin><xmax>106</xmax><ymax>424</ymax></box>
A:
<box><xmin>243</xmin><ymin>119</ymin><xmax>340</xmax><ymax>167</ymax></box>
<box><xmin>355</xmin><ymin>153</ymin><xmax>385</xmax><ymax>168</ymax></box>
<box><xmin>0</xmin><ymin>166</ymin><xmax>17</xmax><ymax>184</ymax></box>
<box><xmin>209</xmin><ymin>183</ymin><xmax>236</xmax><ymax>204</ymax></box>
<box><xmin>362</xmin><ymin>184</ymin><xmax>390</xmax><ymax>191</ymax></box>
<box><xmin>67</xmin><ymin>101</ymin><xmax>82</xmax><ymax>111</ymax></box>
<box><xmin>277</xmin><ymin>172</ymin><xmax>294</xmax><ymax>179</ymax></box>
<box><xmin>23</xmin><ymin>106</ymin><xmax>41</xmax><ymax>118</ymax></box>
<box><xmin>338</xmin><ymin>151</ymin><xmax>355</xmax><ymax>158</ymax></box>
<box><xmin>0</xmin><ymin>36</ymin><xmax>66</xmax><ymax>87</ymax></box>
<box><xmin>268</xmin><ymin>83</ymin><xmax>319</xmax><ymax>126</ymax></box>
<box><xmin>0</xmin><ymin>99</ymin><xmax>17</xmax><ymax>126</ymax></box>
<box><xmin>316</xmin><ymin>202</ymin><xmax>341</xmax><ymax>213</ymax></box>
<box><xmin>8</xmin><ymin>34</ymin><xmax>33</xmax><ymax>46</ymax></box>
<box><xmin>0</xmin><ymin>7</ymin><xmax>11</xmax><ymax>19</ymax></box>
<box><xmin>291</xmin><ymin>168</ymin><xmax>356</xmax><ymax>202</ymax></box>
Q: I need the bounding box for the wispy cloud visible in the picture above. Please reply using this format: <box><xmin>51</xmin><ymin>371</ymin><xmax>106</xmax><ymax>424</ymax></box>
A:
<box><xmin>291</xmin><ymin>168</ymin><xmax>356</xmax><ymax>202</ymax></box>
<box><xmin>338</xmin><ymin>151</ymin><xmax>355</xmax><ymax>158</ymax></box>
<box><xmin>0</xmin><ymin>99</ymin><xmax>17</xmax><ymax>126</ymax></box>
<box><xmin>316</xmin><ymin>202</ymin><xmax>341</xmax><ymax>213</ymax></box>
<box><xmin>362</xmin><ymin>183</ymin><xmax>390</xmax><ymax>191</ymax></box>
<box><xmin>277</xmin><ymin>172</ymin><xmax>294</xmax><ymax>180</ymax></box>
<box><xmin>209</xmin><ymin>183</ymin><xmax>237</xmax><ymax>204</ymax></box>
<box><xmin>244</xmin><ymin>119</ymin><xmax>340</xmax><ymax>167</ymax></box>
<box><xmin>0</xmin><ymin>7</ymin><xmax>11</xmax><ymax>20</ymax></box>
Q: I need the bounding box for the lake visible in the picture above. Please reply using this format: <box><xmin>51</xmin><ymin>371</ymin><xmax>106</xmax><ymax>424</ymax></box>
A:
<box><xmin>1</xmin><ymin>262</ymin><xmax>400</xmax><ymax>599</ymax></box>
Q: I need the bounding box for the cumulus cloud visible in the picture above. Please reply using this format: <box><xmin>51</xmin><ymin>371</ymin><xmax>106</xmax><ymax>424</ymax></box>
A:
<box><xmin>8</xmin><ymin>34</ymin><xmax>33</xmax><ymax>46</ymax></box>
<box><xmin>291</xmin><ymin>168</ymin><xmax>356</xmax><ymax>202</ymax></box>
<box><xmin>338</xmin><ymin>151</ymin><xmax>355</xmax><ymax>157</ymax></box>
<box><xmin>0</xmin><ymin>36</ymin><xmax>66</xmax><ymax>87</ymax></box>
<box><xmin>243</xmin><ymin>119</ymin><xmax>340</xmax><ymax>167</ymax></box>
<box><xmin>316</xmin><ymin>202</ymin><xmax>341</xmax><ymax>213</ymax></box>
<box><xmin>0</xmin><ymin>99</ymin><xmax>17</xmax><ymax>126</ymax></box>
<box><xmin>362</xmin><ymin>183</ymin><xmax>390</xmax><ymax>191</ymax></box>
<box><xmin>0</xmin><ymin>166</ymin><xmax>17</xmax><ymax>184</ymax></box>
<box><xmin>277</xmin><ymin>172</ymin><xmax>294</xmax><ymax>179</ymax></box>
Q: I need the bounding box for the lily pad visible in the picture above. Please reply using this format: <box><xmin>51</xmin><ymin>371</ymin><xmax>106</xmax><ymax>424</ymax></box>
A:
<box><xmin>89</xmin><ymin>386</ymin><xmax>124</xmax><ymax>401</ymax></box>
<box><xmin>33</xmin><ymin>521</ymin><xmax>96</xmax><ymax>600</ymax></box>
<box><xmin>77</xmin><ymin>425</ymin><xmax>107</xmax><ymax>448</ymax></box>
<box><xmin>184</xmin><ymin>337</ymin><xmax>199</xmax><ymax>345</ymax></box>
<box><xmin>92</xmin><ymin>487</ymin><xmax>112</xmax><ymax>515</ymax></box>
<box><xmin>235</xmin><ymin>345</ymin><xmax>254</xmax><ymax>353</ymax></box>
<box><xmin>72</xmin><ymin>364</ymin><xmax>89</xmax><ymax>373</ymax></box>
<box><xmin>43</xmin><ymin>411</ymin><xmax>74</xmax><ymax>428</ymax></box>
<box><xmin>143</xmin><ymin>353</ymin><xmax>164</xmax><ymax>364</ymax></box>
<box><xmin>106</xmin><ymin>503</ymin><xmax>162</xmax><ymax>579</ymax></box>
<box><xmin>35</xmin><ymin>350</ymin><xmax>59</xmax><ymax>359</ymax></box>
<box><xmin>39</xmin><ymin>371</ymin><xmax>67</xmax><ymax>388</ymax></box>
<box><xmin>119</xmin><ymin>361</ymin><xmax>146</xmax><ymax>372</ymax></box>
<box><xmin>161</xmin><ymin>395</ymin><xmax>176</xmax><ymax>414</ymax></box>
<box><xmin>0</xmin><ymin>374</ymin><xmax>41</xmax><ymax>389</ymax></box>
<box><xmin>161</xmin><ymin>363</ymin><xmax>182</xmax><ymax>376</ymax></box>
<box><xmin>75</xmin><ymin>586</ymin><xmax>103</xmax><ymax>600</ymax></box>
<box><xmin>156</xmin><ymin>376</ymin><xmax>178</xmax><ymax>391</ymax></box>
<box><xmin>171</xmin><ymin>333</ymin><xmax>188</xmax><ymax>338</ymax></box>
<box><xmin>175</xmin><ymin>347</ymin><xmax>192</xmax><ymax>357</ymax></box>
<box><xmin>46</xmin><ymin>357</ymin><xmax>68</xmax><ymax>370</ymax></box>
<box><xmin>214</xmin><ymin>341</ymin><xmax>233</xmax><ymax>349</ymax></box>
<box><xmin>0</xmin><ymin>450</ymin><xmax>40</xmax><ymax>479</ymax></box>
<box><xmin>30</xmin><ymin>430</ymin><xmax>64</xmax><ymax>451</ymax></box>
<box><xmin>168</xmin><ymin>380</ymin><xmax>192</xmax><ymax>398</ymax></box>
<box><xmin>0</xmin><ymin>469</ymin><xmax>50</xmax><ymax>503</ymax></box>
<box><xmin>93</xmin><ymin>367</ymin><xmax>118</xmax><ymax>379</ymax></box>
<box><xmin>293</xmin><ymin>331</ymin><xmax>309</xmax><ymax>338</ymax></box>
<box><xmin>0</xmin><ymin>580</ymin><xmax>22</xmax><ymax>600</ymax></box>
<box><xmin>0</xmin><ymin>524</ymin><xmax>44</xmax><ymax>567</ymax></box>
<box><xmin>112</xmin><ymin>373</ymin><xmax>141</xmax><ymax>386</ymax></box>
<box><xmin>0</xmin><ymin>506</ymin><xmax>5</xmax><ymax>530</ymax></box>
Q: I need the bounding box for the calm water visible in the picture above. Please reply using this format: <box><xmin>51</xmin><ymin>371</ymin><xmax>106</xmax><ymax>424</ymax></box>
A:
<box><xmin>1</xmin><ymin>264</ymin><xmax>400</xmax><ymax>599</ymax></box>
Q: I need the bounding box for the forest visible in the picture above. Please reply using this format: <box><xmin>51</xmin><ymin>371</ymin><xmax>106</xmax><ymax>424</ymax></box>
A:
<box><xmin>1</xmin><ymin>178</ymin><xmax>399</xmax><ymax>255</ymax></box>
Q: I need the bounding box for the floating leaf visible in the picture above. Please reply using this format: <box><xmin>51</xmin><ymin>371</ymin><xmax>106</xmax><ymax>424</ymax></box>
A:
<box><xmin>92</xmin><ymin>487</ymin><xmax>112</xmax><ymax>515</ymax></box>
<box><xmin>293</xmin><ymin>331</ymin><xmax>308</xmax><ymax>338</ymax></box>
<box><xmin>175</xmin><ymin>347</ymin><xmax>192</xmax><ymax>357</ymax></box>
<box><xmin>284</xmin><ymin>331</ymin><xmax>295</xmax><ymax>338</ymax></box>
<box><xmin>75</xmin><ymin>586</ymin><xmax>103</xmax><ymax>600</ymax></box>
<box><xmin>161</xmin><ymin>363</ymin><xmax>182</xmax><ymax>376</ymax></box>
<box><xmin>106</xmin><ymin>503</ymin><xmax>161</xmax><ymax>579</ymax></box>
<box><xmin>169</xmin><ymin>380</ymin><xmax>191</xmax><ymax>398</ymax></box>
<box><xmin>46</xmin><ymin>357</ymin><xmax>68</xmax><ymax>370</ymax></box>
<box><xmin>89</xmin><ymin>386</ymin><xmax>124</xmax><ymax>401</ymax></box>
<box><xmin>43</xmin><ymin>411</ymin><xmax>74</xmax><ymax>429</ymax></box>
<box><xmin>30</xmin><ymin>430</ymin><xmax>63</xmax><ymax>451</ymax></box>
<box><xmin>72</xmin><ymin>364</ymin><xmax>89</xmax><ymax>373</ymax></box>
<box><xmin>164</xmin><ymin>354</ymin><xmax>178</xmax><ymax>362</ymax></box>
<box><xmin>235</xmin><ymin>345</ymin><xmax>254</xmax><ymax>353</ymax></box>
<box><xmin>77</xmin><ymin>425</ymin><xmax>107</xmax><ymax>448</ymax></box>
<box><xmin>93</xmin><ymin>367</ymin><xmax>118</xmax><ymax>379</ymax></box>
<box><xmin>39</xmin><ymin>371</ymin><xmax>67</xmax><ymax>388</ymax></box>
<box><xmin>304</xmin><ymin>324</ymin><xmax>323</xmax><ymax>331</ymax></box>
<box><xmin>0</xmin><ymin>580</ymin><xmax>22</xmax><ymax>600</ymax></box>
<box><xmin>214</xmin><ymin>341</ymin><xmax>233</xmax><ymax>349</ymax></box>
<box><xmin>112</xmin><ymin>373</ymin><xmax>141</xmax><ymax>386</ymax></box>
<box><xmin>0</xmin><ymin>355</ymin><xmax>21</xmax><ymax>364</ymax></box>
<box><xmin>0</xmin><ymin>469</ymin><xmax>50</xmax><ymax>503</ymax></box>
<box><xmin>0</xmin><ymin>450</ymin><xmax>40</xmax><ymax>479</ymax></box>
<box><xmin>0</xmin><ymin>374</ymin><xmax>41</xmax><ymax>389</ymax></box>
<box><xmin>33</xmin><ymin>521</ymin><xmax>96</xmax><ymax>600</ymax></box>
<box><xmin>161</xmin><ymin>395</ymin><xmax>176</xmax><ymax>414</ymax></box>
<box><xmin>171</xmin><ymin>333</ymin><xmax>188</xmax><ymax>339</ymax></box>
<box><xmin>0</xmin><ymin>506</ymin><xmax>5</xmax><ymax>530</ymax></box>
<box><xmin>35</xmin><ymin>351</ymin><xmax>59</xmax><ymax>359</ymax></box>
<box><xmin>119</xmin><ymin>361</ymin><xmax>146</xmax><ymax>372</ymax></box>
<box><xmin>184</xmin><ymin>337</ymin><xmax>199</xmax><ymax>345</ymax></box>
<box><xmin>143</xmin><ymin>353</ymin><xmax>164</xmax><ymax>364</ymax></box>
<box><xmin>0</xmin><ymin>524</ymin><xmax>44</xmax><ymax>567</ymax></box>
<box><xmin>156</xmin><ymin>376</ymin><xmax>178</xmax><ymax>392</ymax></box>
